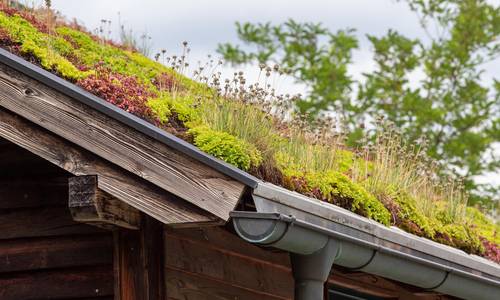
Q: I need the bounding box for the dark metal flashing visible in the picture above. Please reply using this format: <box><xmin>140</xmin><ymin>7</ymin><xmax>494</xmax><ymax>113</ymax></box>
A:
<box><xmin>0</xmin><ymin>48</ymin><xmax>259</xmax><ymax>188</ymax></box>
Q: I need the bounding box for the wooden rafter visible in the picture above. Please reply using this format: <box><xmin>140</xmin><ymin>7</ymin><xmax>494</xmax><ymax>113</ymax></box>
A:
<box><xmin>0</xmin><ymin>108</ymin><xmax>221</xmax><ymax>227</ymax></box>
<box><xmin>0</xmin><ymin>61</ymin><xmax>245</xmax><ymax>221</ymax></box>
<box><xmin>68</xmin><ymin>175</ymin><xmax>141</xmax><ymax>230</ymax></box>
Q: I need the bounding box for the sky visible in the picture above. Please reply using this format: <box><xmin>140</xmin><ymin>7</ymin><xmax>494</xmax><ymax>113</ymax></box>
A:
<box><xmin>29</xmin><ymin>0</ymin><xmax>500</xmax><ymax>186</ymax></box>
<box><xmin>34</xmin><ymin>0</ymin><xmax>498</xmax><ymax>87</ymax></box>
<box><xmin>36</xmin><ymin>0</ymin><xmax>431</xmax><ymax>86</ymax></box>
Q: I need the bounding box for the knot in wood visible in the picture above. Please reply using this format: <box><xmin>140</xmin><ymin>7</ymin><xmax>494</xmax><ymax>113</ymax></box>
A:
<box><xmin>24</xmin><ymin>88</ymin><xmax>34</xmax><ymax>96</ymax></box>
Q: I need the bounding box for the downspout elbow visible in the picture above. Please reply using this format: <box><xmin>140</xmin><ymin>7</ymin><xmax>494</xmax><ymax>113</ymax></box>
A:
<box><xmin>231</xmin><ymin>212</ymin><xmax>339</xmax><ymax>300</ymax></box>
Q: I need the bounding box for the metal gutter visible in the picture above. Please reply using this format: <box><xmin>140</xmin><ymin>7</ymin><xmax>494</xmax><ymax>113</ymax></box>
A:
<box><xmin>0</xmin><ymin>48</ymin><xmax>259</xmax><ymax>188</ymax></box>
<box><xmin>229</xmin><ymin>182</ymin><xmax>500</xmax><ymax>300</ymax></box>
<box><xmin>231</xmin><ymin>211</ymin><xmax>500</xmax><ymax>300</ymax></box>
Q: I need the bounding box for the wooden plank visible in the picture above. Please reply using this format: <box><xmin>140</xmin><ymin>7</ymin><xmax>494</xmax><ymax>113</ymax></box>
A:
<box><xmin>166</xmin><ymin>227</ymin><xmax>449</xmax><ymax>300</ymax></box>
<box><xmin>0</xmin><ymin>266</ymin><xmax>114</xmax><ymax>299</ymax></box>
<box><xmin>0</xmin><ymin>62</ymin><xmax>245</xmax><ymax>220</ymax></box>
<box><xmin>328</xmin><ymin>269</ymin><xmax>452</xmax><ymax>299</ymax></box>
<box><xmin>142</xmin><ymin>216</ymin><xmax>166</xmax><ymax>300</ymax></box>
<box><xmin>69</xmin><ymin>175</ymin><xmax>141</xmax><ymax>230</ymax></box>
<box><xmin>165</xmin><ymin>226</ymin><xmax>290</xmax><ymax>266</ymax></box>
<box><xmin>0</xmin><ymin>207</ymin><xmax>105</xmax><ymax>239</ymax></box>
<box><xmin>0</xmin><ymin>109</ymin><xmax>219</xmax><ymax>226</ymax></box>
<box><xmin>114</xmin><ymin>229</ymin><xmax>142</xmax><ymax>300</ymax></box>
<box><xmin>0</xmin><ymin>234</ymin><xmax>112</xmax><ymax>273</ymax></box>
<box><xmin>166</xmin><ymin>267</ymin><xmax>289</xmax><ymax>300</ymax></box>
<box><xmin>327</xmin><ymin>271</ymin><xmax>400</xmax><ymax>299</ymax></box>
<box><xmin>114</xmin><ymin>215</ymin><xmax>165</xmax><ymax>300</ymax></box>
<box><xmin>0</xmin><ymin>177</ymin><xmax>68</xmax><ymax>209</ymax></box>
<box><xmin>165</xmin><ymin>232</ymin><xmax>293</xmax><ymax>298</ymax></box>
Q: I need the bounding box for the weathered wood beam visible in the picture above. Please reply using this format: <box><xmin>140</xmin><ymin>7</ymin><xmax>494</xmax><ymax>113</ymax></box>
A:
<box><xmin>0</xmin><ymin>61</ymin><xmax>245</xmax><ymax>220</ymax></box>
<box><xmin>0</xmin><ymin>266</ymin><xmax>114</xmax><ymax>300</ymax></box>
<box><xmin>0</xmin><ymin>234</ymin><xmax>112</xmax><ymax>273</ymax></box>
<box><xmin>0</xmin><ymin>108</ymin><xmax>221</xmax><ymax>227</ymax></box>
<box><xmin>69</xmin><ymin>175</ymin><xmax>141</xmax><ymax>230</ymax></box>
<box><xmin>114</xmin><ymin>215</ymin><xmax>165</xmax><ymax>300</ymax></box>
<box><xmin>0</xmin><ymin>207</ymin><xmax>106</xmax><ymax>240</ymax></box>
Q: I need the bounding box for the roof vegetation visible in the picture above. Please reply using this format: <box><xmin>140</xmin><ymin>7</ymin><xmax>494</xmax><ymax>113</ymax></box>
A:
<box><xmin>0</xmin><ymin>2</ymin><xmax>498</xmax><ymax>263</ymax></box>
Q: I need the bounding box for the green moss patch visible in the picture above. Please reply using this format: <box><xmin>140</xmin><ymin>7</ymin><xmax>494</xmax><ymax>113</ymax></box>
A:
<box><xmin>189</xmin><ymin>126</ymin><xmax>262</xmax><ymax>170</ymax></box>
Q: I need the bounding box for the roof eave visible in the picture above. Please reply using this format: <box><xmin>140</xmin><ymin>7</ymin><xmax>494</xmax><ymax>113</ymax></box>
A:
<box><xmin>229</xmin><ymin>181</ymin><xmax>500</xmax><ymax>300</ymax></box>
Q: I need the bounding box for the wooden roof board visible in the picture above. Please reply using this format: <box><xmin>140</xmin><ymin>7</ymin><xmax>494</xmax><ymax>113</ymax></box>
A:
<box><xmin>0</xmin><ymin>50</ymin><xmax>249</xmax><ymax>221</ymax></box>
<box><xmin>0</xmin><ymin>108</ymin><xmax>220</xmax><ymax>226</ymax></box>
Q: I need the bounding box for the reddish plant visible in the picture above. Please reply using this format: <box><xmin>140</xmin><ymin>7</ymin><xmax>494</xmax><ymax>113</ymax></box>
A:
<box><xmin>77</xmin><ymin>65</ymin><xmax>157</xmax><ymax>121</ymax></box>
<box><xmin>0</xmin><ymin>27</ymin><xmax>18</xmax><ymax>51</ymax></box>
<box><xmin>481</xmin><ymin>238</ymin><xmax>500</xmax><ymax>263</ymax></box>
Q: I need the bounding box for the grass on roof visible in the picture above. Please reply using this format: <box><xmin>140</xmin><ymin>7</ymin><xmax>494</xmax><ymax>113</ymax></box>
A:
<box><xmin>0</xmin><ymin>3</ymin><xmax>498</xmax><ymax>263</ymax></box>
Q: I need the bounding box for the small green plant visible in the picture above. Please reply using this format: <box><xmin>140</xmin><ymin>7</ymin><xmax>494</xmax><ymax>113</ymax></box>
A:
<box><xmin>189</xmin><ymin>126</ymin><xmax>262</xmax><ymax>170</ymax></box>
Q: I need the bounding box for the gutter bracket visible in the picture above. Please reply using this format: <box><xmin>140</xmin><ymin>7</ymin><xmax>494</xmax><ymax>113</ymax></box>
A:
<box><xmin>424</xmin><ymin>270</ymin><xmax>450</xmax><ymax>291</ymax></box>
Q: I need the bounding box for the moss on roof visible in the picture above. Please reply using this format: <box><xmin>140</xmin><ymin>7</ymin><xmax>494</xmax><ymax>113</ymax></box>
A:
<box><xmin>0</xmin><ymin>5</ymin><xmax>498</xmax><ymax>263</ymax></box>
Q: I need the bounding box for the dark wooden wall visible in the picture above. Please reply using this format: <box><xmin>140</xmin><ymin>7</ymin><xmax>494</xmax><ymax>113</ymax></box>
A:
<box><xmin>0</xmin><ymin>138</ymin><xmax>114</xmax><ymax>300</ymax></box>
<box><xmin>164</xmin><ymin>226</ymin><xmax>457</xmax><ymax>300</ymax></box>
<box><xmin>0</xmin><ymin>135</ymin><xmax>458</xmax><ymax>300</ymax></box>
<box><xmin>165</xmin><ymin>226</ymin><xmax>293</xmax><ymax>300</ymax></box>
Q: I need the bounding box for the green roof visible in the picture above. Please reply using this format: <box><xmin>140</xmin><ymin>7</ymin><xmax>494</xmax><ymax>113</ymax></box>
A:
<box><xmin>0</xmin><ymin>4</ymin><xmax>497</xmax><ymax>263</ymax></box>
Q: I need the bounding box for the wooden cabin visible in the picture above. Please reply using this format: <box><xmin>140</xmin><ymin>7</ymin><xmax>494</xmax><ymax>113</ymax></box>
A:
<box><xmin>0</xmin><ymin>47</ymin><xmax>499</xmax><ymax>300</ymax></box>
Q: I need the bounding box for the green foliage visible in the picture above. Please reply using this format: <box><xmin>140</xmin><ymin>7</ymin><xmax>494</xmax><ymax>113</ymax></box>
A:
<box><xmin>383</xmin><ymin>188</ymin><xmax>486</xmax><ymax>254</ymax></box>
<box><xmin>189</xmin><ymin>126</ymin><xmax>263</xmax><ymax>170</ymax></box>
<box><xmin>392</xmin><ymin>190</ymin><xmax>436</xmax><ymax>238</ymax></box>
<box><xmin>146</xmin><ymin>97</ymin><xmax>171</xmax><ymax>123</ymax></box>
<box><xmin>147</xmin><ymin>94</ymin><xmax>200</xmax><ymax>125</ymax></box>
<box><xmin>218</xmin><ymin>0</ymin><xmax>500</xmax><ymax>209</ymax></box>
<box><xmin>0</xmin><ymin>13</ymin><xmax>88</xmax><ymax>79</ymax></box>
<box><xmin>199</xmin><ymin>97</ymin><xmax>280</xmax><ymax>162</ymax></box>
<box><xmin>277</xmin><ymin>154</ymin><xmax>391</xmax><ymax>226</ymax></box>
<box><xmin>466</xmin><ymin>207</ymin><xmax>500</xmax><ymax>245</ymax></box>
<box><xmin>56</xmin><ymin>26</ymin><xmax>181</xmax><ymax>88</ymax></box>
<box><xmin>438</xmin><ymin>223</ymin><xmax>484</xmax><ymax>254</ymax></box>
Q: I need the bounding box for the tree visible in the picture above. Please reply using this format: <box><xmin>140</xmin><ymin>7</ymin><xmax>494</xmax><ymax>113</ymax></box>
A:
<box><xmin>217</xmin><ymin>0</ymin><xmax>500</xmax><ymax>209</ymax></box>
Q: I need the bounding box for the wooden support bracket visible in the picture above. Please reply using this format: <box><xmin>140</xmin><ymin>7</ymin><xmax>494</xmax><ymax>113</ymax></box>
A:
<box><xmin>68</xmin><ymin>175</ymin><xmax>141</xmax><ymax>230</ymax></box>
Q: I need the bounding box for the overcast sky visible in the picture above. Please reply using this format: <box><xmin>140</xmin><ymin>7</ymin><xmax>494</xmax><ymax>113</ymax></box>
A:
<box><xmin>31</xmin><ymin>0</ymin><xmax>496</xmax><ymax>84</ymax></box>
<box><xmin>30</xmin><ymin>0</ymin><xmax>500</xmax><ymax>185</ymax></box>
<box><xmin>39</xmin><ymin>0</ymin><xmax>432</xmax><ymax>83</ymax></box>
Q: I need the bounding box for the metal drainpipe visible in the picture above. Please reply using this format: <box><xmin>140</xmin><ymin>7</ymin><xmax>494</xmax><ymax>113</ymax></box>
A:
<box><xmin>291</xmin><ymin>239</ymin><xmax>338</xmax><ymax>300</ymax></box>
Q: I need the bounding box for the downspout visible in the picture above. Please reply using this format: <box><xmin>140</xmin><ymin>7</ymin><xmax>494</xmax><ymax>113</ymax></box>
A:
<box><xmin>230</xmin><ymin>211</ymin><xmax>500</xmax><ymax>300</ymax></box>
<box><xmin>291</xmin><ymin>239</ymin><xmax>338</xmax><ymax>300</ymax></box>
<box><xmin>230</xmin><ymin>212</ymin><xmax>338</xmax><ymax>300</ymax></box>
